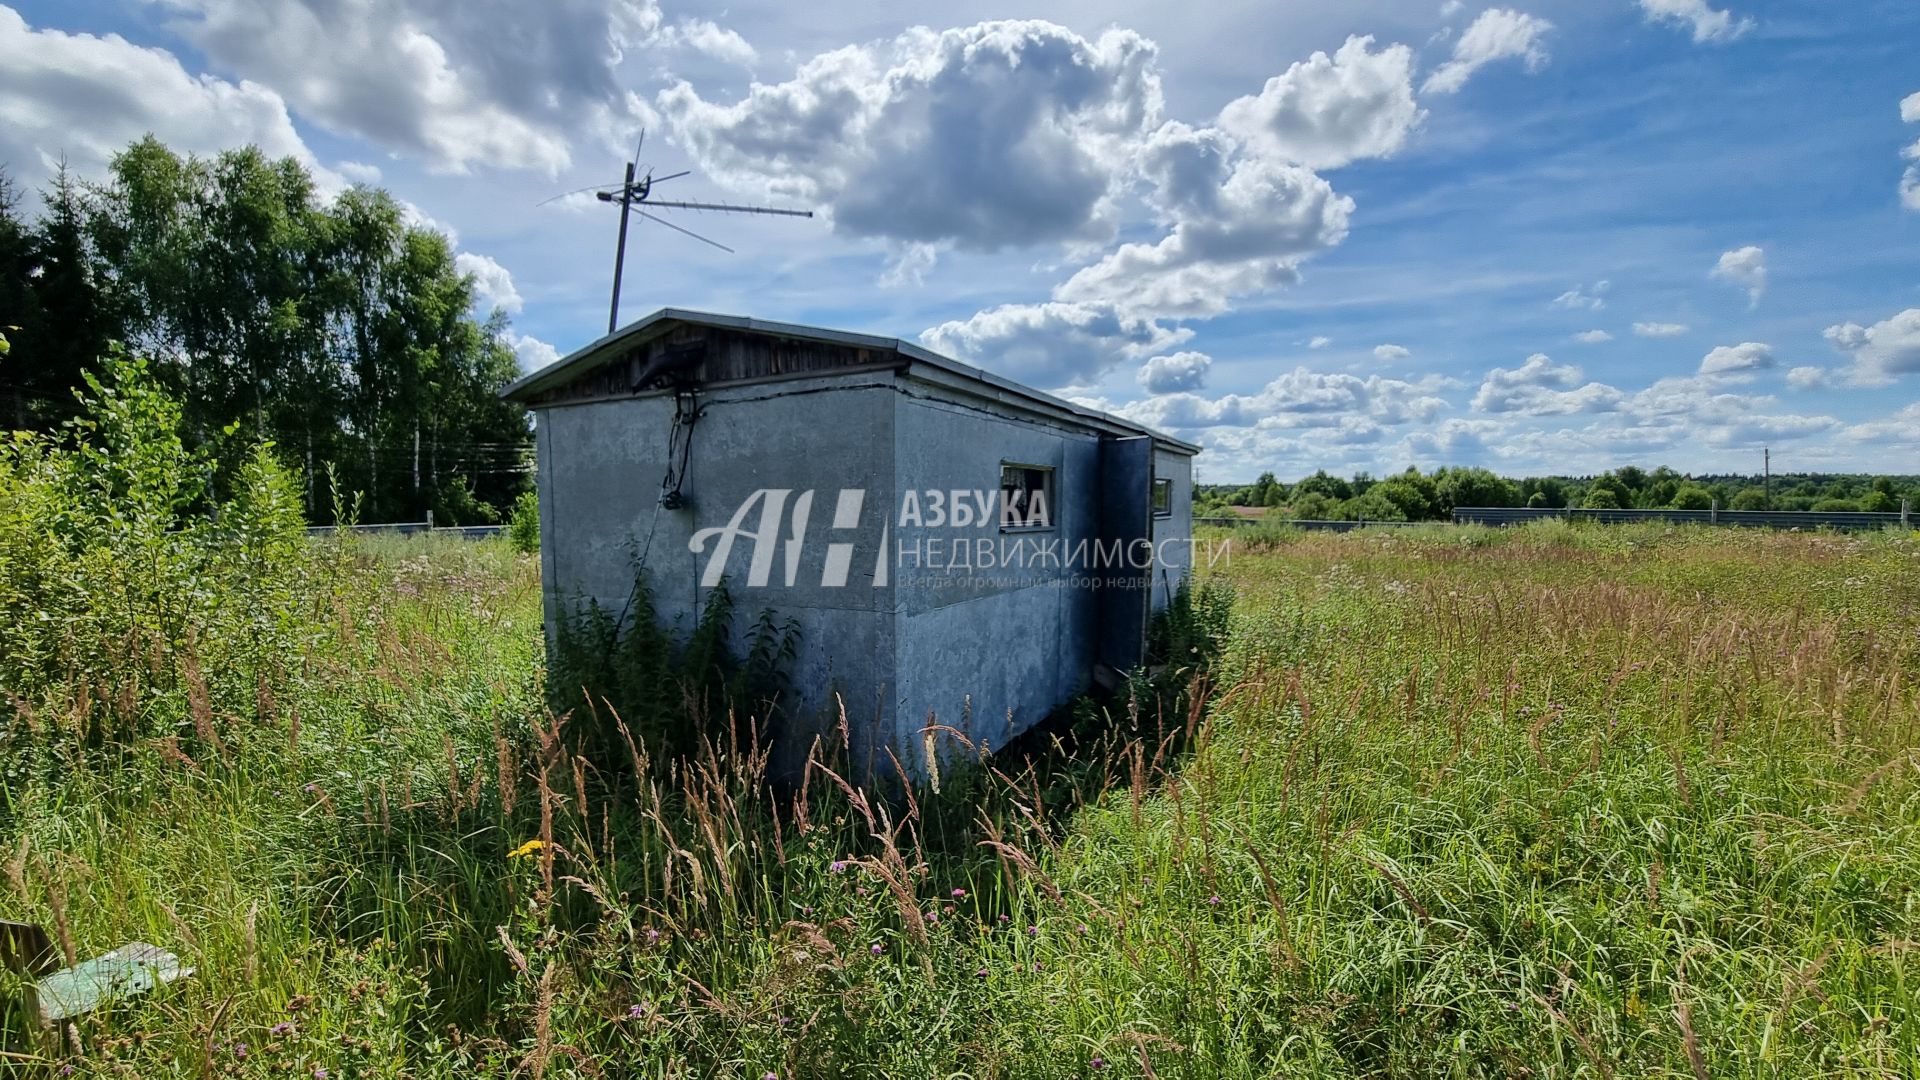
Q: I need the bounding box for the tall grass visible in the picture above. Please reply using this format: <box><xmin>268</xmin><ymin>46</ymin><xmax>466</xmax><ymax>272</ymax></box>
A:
<box><xmin>2</xmin><ymin>378</ymin><xmax>1917</xmax><ymax>1079</ymax></box>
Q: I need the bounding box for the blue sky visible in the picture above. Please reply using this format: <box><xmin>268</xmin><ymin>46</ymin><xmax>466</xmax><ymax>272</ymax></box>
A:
<box><xmin>2</xmin><ymin>0</ymin><xmax>1916</xmax><ymax>480</ymax></box>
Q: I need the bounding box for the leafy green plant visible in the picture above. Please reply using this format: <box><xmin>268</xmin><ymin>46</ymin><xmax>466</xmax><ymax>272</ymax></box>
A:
<box><xmin>506</xmin><ymin>488</ymin><xmax>540</xmax><ymax>553</ymax></box>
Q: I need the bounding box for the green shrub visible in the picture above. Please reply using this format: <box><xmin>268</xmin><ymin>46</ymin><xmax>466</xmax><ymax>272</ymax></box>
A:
<box><xmin>0</xmin><ymin>352</ymin><xmax>310</xmax><ymax>754</ymax></box>
<box><xmin>507</xmin><ymin>488</ymin><xmax>540</xmax><ymax>553</ymax></box>
<box><xmin>1668</xmin><ymin>485</ymin><xmax>1715</xmax><ymax>510</ymax></box>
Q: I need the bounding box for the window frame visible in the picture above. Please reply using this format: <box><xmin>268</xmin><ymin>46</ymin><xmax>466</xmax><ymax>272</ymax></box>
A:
<box><xmin>999</xmin><ymin>461</ymin><xmax>1056</xmax><ymax>533</ymax></box>
<box><xmin>1151</xmin><ymin>476</ymin><xmax>1174</xmax><ymax>518</ymax></box>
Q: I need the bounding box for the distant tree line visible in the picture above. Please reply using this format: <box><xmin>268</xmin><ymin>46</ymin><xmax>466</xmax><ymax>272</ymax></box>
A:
<box><xmin>1201</xmin><ymin>466</ymin><xmax>1919</xmax><ymax>522</ymax></box>
<box><xmin>0</xmin><ymin>137</ymin><xmax>531</xmax><ymax>524</ymax></box>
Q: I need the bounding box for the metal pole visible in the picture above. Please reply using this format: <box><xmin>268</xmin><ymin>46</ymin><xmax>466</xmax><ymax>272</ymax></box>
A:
<box><xmin>608</xmin><ymin>160</ymin><xmax>636</xmax><ymax>335</ymax></box>
<box><xmin>1904</xmin><ymin>498</ymin><xmax>1911</xmax><ymax>529</ymax></box>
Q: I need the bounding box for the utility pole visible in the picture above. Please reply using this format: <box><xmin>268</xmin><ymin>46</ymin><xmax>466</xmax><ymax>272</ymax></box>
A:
<box><xmin>1763</xmin><ymin>447</ymin><xmax>1770</xmax><ymax>505</ymax></box>
<box><xmin>607</xmin><ymin>159</ymin><xmax>637</xmax><ymax>335</ymax></box>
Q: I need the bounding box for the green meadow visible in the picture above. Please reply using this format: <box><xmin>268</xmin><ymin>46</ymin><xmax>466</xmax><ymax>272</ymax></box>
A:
<box><xmin>4</xmin><ymin>367</ymin><xmax>1918</xmax><ymax>1076</ymax></box>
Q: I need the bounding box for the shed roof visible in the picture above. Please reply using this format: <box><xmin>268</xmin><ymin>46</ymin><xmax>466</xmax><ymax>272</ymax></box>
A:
<box><xmin>500</xmin><ymin>307</ymin><xmax>1200</xmax><ymax>455</ymax></box>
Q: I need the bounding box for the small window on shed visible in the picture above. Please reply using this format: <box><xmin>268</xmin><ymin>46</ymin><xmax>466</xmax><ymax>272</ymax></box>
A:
<box><xmin>1000</xmin><ymin>463</ymin><xmax>1054</xmax><ymax>530</ymax></box>
<box><xmin>1152</xmin><ymin>477</ymin><xmax>1174</xmax><ymax>517</ymax></box>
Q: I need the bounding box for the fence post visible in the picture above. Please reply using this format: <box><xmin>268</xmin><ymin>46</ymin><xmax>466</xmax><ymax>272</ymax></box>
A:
<box><xmin>1904</xmin><ymin>498</ymin><xmax>1911</xmax><ymax>529</ymax></box>
<box><xmin>426</xmin><ymin>509</ymin><xmax>434</xmax><ymax>531</ymax></box>
<box><xmin>1710</xmin><ymin>498</ymin><xmax>1718</xmax><ymax>526</ymax></box>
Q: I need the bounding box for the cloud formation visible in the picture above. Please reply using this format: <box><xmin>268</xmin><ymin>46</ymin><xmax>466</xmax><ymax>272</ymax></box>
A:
<box><xmin>457</xmin><ymin>252</ymin><xmax>523</xmax><ymax>315</ymax></box>
<box><xmin>1825</xmin><ymin>309</ymin><xmax>1920</xmax><ymax>386</ymax></box>
<box><xmin>1698</xmin><ymin>341</ymin><xmax>1773</xmax><ymax>375</ymax></box>
<box><xmin>1551</xmin><ymin>281</ymin><xmax>1609</xmax><ymax>310</ymax></box>
<box><xmin>1710</xmin><ymin>245</ymin><xmax>1766</xmax><ymax>306</ymax></box>
<box><xmin>659</xmin><ymin>21</ymin><xmax>1162</xmax><ymax>251</ymax></box>
<box><xmin>1633</xmin><ymin>321</ymin><xmax>1689</xmax><ymax>337</ymax></box>
<box><xmin>1636</xmin><ymin>0</ymin><xmax>1753</xmax><ymax>44</ymax></box>
<box><xmin>1137</xmin><ymin>351</ymin><xmax>1212</xmax><ymax>394</ymax></box>
<box><xmin>1217</xmin><ymin>36</ymin><xmax>1423</xmax><ymax>170</ymax></box>
<box><xmin>149</xmin><ymin>0</ymin><xmax>662</xmax><ymax>174</ymax></box>
<box><xmin>1472</xmin><ymin>354</ymin><xmax>1622</xmax><ymax>415</ymax></box>
<box><xmin>920</xmin><ymin>300</ymin><xmax>1189</xmax><ymax>389</ymax></box>
<box><xmin>0</xmin><ymin>7</ymin><xmax>322</xmax><ymax>187</ymax></box>
<box><xmin>1901</xmin><ymin>92</ymin><xmax>1920</xmax><ymax>211</ymax></box>
<box><xmin>1422</xmin><ymin>8</ymin><xmax>1553</xmax><ymax>95</ymax></box>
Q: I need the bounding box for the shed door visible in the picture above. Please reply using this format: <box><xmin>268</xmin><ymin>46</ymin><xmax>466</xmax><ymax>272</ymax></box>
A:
<box><xmin>1095</xmin><ymin>436</ymin><xmax>1154</xmax><ymax>673</ymax></box>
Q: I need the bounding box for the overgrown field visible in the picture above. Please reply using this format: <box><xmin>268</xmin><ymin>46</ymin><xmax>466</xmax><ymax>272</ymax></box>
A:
<box><xmin>4</xmin><ymin>406</ymin><xmax>1919</xmax><ymax>1077</ymax></box>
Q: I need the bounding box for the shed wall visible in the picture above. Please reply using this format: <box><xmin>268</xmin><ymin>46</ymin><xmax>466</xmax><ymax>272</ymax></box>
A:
<box><xmin>535</xmin><ymin>373</ymin><xmax>898</xmax><ymax>773</ymax></box>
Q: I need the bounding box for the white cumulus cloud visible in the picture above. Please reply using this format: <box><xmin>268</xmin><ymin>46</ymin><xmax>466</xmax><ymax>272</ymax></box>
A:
<box><xmin>1698</xmin><ymin>341</ymin><xmax>1774</xmax><ymax>376</ymax></box>
<box><xmin>1901</xmin><ymin>92</ymin><xmax>1920</xmax><ymax>212</ymax></box>
<box><xmin>1710</xmin><ymin>245</ymin><xmax>1766</xmax><ymax>306</ymax></box>
<box><xmin>1422</xmin><ymin>8</ymin><xmax>1553</xmax><ymax>95</ymax></box>
<box><xmin>1786</xmin><ymin>366</ymin><xmax>1826</xmax><ymax>391</ymax></box>
<box><xmin>1217</xmin><ymin>36</ymin><xmax>1423</xmax><ymax>170</ymax></box>
<box><xmin>456</xmin><ymin>252</ymin><xmax>522</xmax><ymax>315</ymax></box>
<box><xmin>1137</xmin><ymin>351</ymin><xmax>1213</xmax><ymax>394</ymax></box>
<box><xmin>662</xmin><ymin>19</ymin><xmax>757</xmax><ymax>67</ymax></box>
<box><xmin>1573</xmin><ymin>329</ymin><xmax>1613</xmax><ymax>343</ymax></box>
<box><xmin>1374</xmin><ymin>343</ymin><xmax>1411</xmax><ymax>360</ymax></box>
<box><xmin>0</xmin><ymin>7</ymin><xmax>327</xmax><ymax>189</ymax></box>
<box><xmin>148</xmin><ymin>0</ymin><xmax>662</xmax><ymax>174</ymax></box>
<box><xmin>1636</xmin><ymin>0</ymin><xmax>1753</xmax><ymax>43</ymax></box>
<box><xmin>659</xmin><ymin>21</ymin><xmax>1163</xmax><ymax>251</ymax></box>
<box><xmin>1472</xmin><ymin>354</ymin><xmax>1623</xmax><ymax>415</ymax></box>
<box><xmin>507</xmin><ymin>331</ymin><xmax>561</xmax><ymax>374</ymax></box>
<box><xmin>1825</xmin><ymin>308</ymin><xmax>1920</xmax><ymax>386</ymax></box>
<box><xmin>920</xmin><ymin>300</ymin><xmax>1190</xmax><ymax>389</ymax></box>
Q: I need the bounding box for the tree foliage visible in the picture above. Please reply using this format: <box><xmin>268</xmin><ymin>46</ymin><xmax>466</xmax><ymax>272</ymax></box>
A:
<box><xmin>1195</xmin><ymin>464</ymin><xmax>1918</xmax><ymax>522</ymax></box>
<box><xmin>0</xmin><ymin>138</ymin><xmax>531</xmax><ymax>522</ymax></box>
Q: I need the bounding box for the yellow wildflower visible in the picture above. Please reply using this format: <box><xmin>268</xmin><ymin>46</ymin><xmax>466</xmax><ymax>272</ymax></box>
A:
<box><xmin>508</xmin><ymin>839</ymin><xmax>548</xmax><ymax>859</ymax></box>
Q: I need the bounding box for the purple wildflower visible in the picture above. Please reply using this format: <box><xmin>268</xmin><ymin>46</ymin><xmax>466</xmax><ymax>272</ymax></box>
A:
<box><xmin>925</xmin><ymin>911</ymin><xmax>938</xmax><ymax>923</ymax></box>
<box><xmin>627</xmin><ymin>1004</ymin><xmax>646</xmax><ymax>1019</ymax></box>
<box><xmin>1208</xmin><ymin>894</ymin><xmax>1222</xmax><ymax>906</ymax></box>
<box><xmin>1091</xmin><ymin>1055</ymin><xmax>1107</xmax><ymax>1070</ymax></box>
<box><xmin>234</xmin><ymin>1043</ymin><xmax>248</xmax><ymax>1059</ymax></box>
<box><xmin>1026</xmin><ymin>925</ymin><xmax>1038</xmax><ymax>936</ymax></box>
<box><xmin>870</xmin><ymin>943</ymin><xmax>884</xmax><ymax>955</ymax></box>
<box><xmin>645</xmin><ymin>928</ymin><xmax>661</xmax><ymax>945</ymax></box>
<box><xmin>951</xmin><ymin>887</ymin><xmax>966</xmax><ymax>898</ymax></box>
<box><xmin>314</xmin><ymin>1069</ymin><xmax>329</xmax><ymax>1079</ymax></box>
<box><xmin>270</xmin><ymin>1021</ymin><xmax>293</xmax><ymax>1036</ymax></box>
<box><xmin>829</xmin><ymin>860</ymin><xmax>848</xmax><ymax>873</ymax></box>
<box><xmin>1076</xmin><ymin>923</ymin><xmax>1089</xmax><ymax>935</ymax></box>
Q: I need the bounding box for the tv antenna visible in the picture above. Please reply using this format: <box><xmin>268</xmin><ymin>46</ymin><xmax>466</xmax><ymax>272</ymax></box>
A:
<box><xmin>574</xmin><ymin>131</ymin><xmax>815</xmax><ymax>334</ymax></box>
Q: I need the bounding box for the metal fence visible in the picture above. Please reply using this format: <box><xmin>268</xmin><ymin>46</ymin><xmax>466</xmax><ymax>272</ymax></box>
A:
<box><xmin>304</xmin><ymin>522</ymin><xmax>505</xmax><ymax>539</ymax></box>
<box><xmin>1452</xmin><ymin>505</ymin><xmax>1912</xmax><ymax>532</ymax></box>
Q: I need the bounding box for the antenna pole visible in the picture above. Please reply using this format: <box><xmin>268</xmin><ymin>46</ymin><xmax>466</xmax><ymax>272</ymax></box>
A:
<box><xmin>608</xmin><ymin>159</ymin><xmax>636</xmax><ymax>334</ymax></box>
